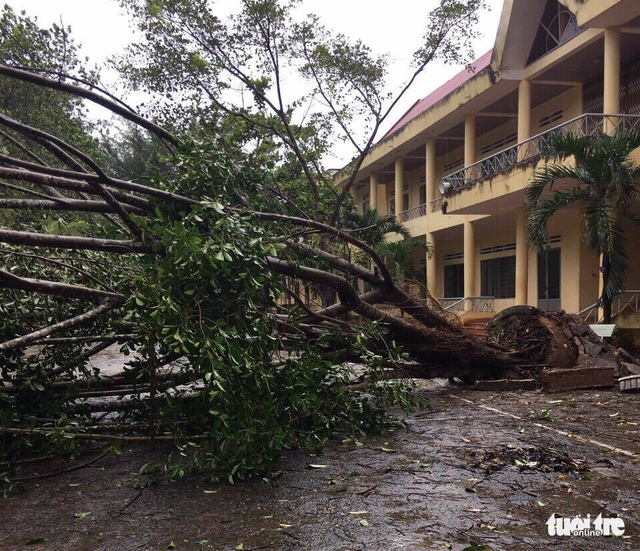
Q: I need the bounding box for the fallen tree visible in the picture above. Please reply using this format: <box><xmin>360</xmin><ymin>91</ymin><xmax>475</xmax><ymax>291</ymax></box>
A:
<box><xmin>0</xmin><ymin>1</ymin><xmax>616</xmax><ymax>482</ymax></box>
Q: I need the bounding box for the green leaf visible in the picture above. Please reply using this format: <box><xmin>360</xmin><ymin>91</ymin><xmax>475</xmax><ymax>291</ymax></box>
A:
<box><xmin>74</xmin><ymin>512</ymin><xmax>92</xmax><ymax>519</ymax></box>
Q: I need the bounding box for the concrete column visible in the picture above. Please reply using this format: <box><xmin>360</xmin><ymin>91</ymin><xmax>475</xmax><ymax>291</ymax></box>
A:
<box><xmin>425</xmin><ymin>138</ymin><xmax>436</xmax><ymax>209</ymax></box>
<box><xmin>604</xmin><ymin>27</ymin><xmax>621</xmax><ymax>134</ymax></box>
<box><xmin>518</xmin><ymin>79</ymin><xmax>532</xmax><ymax>143</ymax></box>
<box><xmin>394</xmin><ymin>157</ymin><xmax>404</xmax><ymax>217</ymax></box>
<box><xmin>575</xmin><ymin>82</ymin><xmax>584</xmax><ymax>113</ymax></box>
<box><xmin>516</xmin><ymin>210</ymin><xmax>529</xmax><ymax>305</ymax></box>
<box><xmin>464</xmin><ymin>220</ymin><xmax>475</xmax><ymax>299</ymax></box>
<box><xmin>464</xmin><ymin>115</ymin><xmax>476</xmax><ymax>167</ymax></box>
<box><xmin>369</xmin><ymin>173</ymin><xmax>378</xmax><ymax>211</ymax></box>
<box><xmin>427</xmin><ymin>232</ymin><xmax>437</xmax><ymax>294</ymax></box>
<box><xmin>378</xmin><ymin>184</ymin><xmax>389</xmax><ymax>216</ymax></box>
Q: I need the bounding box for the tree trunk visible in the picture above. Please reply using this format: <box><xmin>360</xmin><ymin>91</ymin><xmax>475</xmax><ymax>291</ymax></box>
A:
<box><xmin>602</xmin><ymin>252</ymin><xmax>612</xmax><ymax>324</ymax></box>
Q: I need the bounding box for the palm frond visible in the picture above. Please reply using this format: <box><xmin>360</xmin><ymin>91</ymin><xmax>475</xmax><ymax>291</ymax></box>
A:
<box><xmin>526</xmin><ymin>188</ymin><xmax>587</xmax><ymax>251</ymax></box>
<box><xmin>526</xmin><ymin>129</ymin><xmax>640</xmax><ymax>307</ymax></box>
<box><xmin>526</xmin><ymin>164</ymin><xmax>592</xmax><ymax>206</ymax></box>
<box><xmin>344</xmin><ymin>208</ymin><xmax>410</xmax><ymax>246</ymax></box>
<box><xmin>376</xmin><ymin>238</ymin><xmax>428</xmax><ymax>281</ymax></box>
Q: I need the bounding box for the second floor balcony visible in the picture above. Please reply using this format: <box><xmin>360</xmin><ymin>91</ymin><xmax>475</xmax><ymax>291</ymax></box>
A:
<box><xmin>396</xmin><ymin>113</ymin><xmax>640</xmax><ymax>223</ymax></box>
<box><xmin>438</xmin><ymin>113</ymin><xmax>640</xmax><ymax>204</ymax></box>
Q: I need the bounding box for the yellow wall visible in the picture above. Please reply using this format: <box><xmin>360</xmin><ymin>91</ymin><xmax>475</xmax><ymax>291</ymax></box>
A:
<box><xmin>345</xmin><ymin>0</ymin><xmax>640</xmax><ymax>316</ymax></box>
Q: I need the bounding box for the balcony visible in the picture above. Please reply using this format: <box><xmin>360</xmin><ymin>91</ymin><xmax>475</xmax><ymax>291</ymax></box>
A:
<box><xmin>438</xmin><ymin>113</ymin><xmax>640</xmax><ymax>203</ymax></box>
<box><xmin>399</xmin><ymin>203</ymin><xmax>427</xmax><ymax>223</ymax></box>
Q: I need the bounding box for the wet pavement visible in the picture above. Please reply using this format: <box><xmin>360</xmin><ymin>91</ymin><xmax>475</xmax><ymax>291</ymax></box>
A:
<box><xmin>1</xmin><ymin>381</ymin><xmax>638</xmax><ymax>550</ymax></box>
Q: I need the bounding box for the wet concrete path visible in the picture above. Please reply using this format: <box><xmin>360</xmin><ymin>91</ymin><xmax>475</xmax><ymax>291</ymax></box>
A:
<box><xmin>1</xmin><ymin>382</ymin><xmax>638</xmax><ymax>550</ymax></box>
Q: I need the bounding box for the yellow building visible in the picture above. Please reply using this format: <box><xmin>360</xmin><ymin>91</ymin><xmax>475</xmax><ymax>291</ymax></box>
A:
<box><xmin>341</xmin><ymin>0</ymin><xmax>640</xmax><ymax>321</ymax></box>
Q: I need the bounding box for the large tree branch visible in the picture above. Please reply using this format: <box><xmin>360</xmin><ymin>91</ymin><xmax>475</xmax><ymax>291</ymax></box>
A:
<box><xmin>254</xmin><ymin>212</ymin><xmax>394</xmax><ymax>286</ymax></box>
<box><xmin>266</xmin><ymin>257</ymin><xmax>429</xmax><ymax>340</ymax></box>
<box><xmin>0</xmin><ymin>181</ymin><xmax>69</xmax><ymax>203</ymax></box>
<box><xmin>0</xmin><ymin>64</ymin><xmax>179</xmax><ymax>147</ymax></box>
<box><xmin>0</xmin><ymin>268</ymin><xmax>122</xmax><ymax>302</ymax></box>
<box><xmin>0</xmin><ymin>228</ymin><xmax>153</xmax><ymax>254</ymax></box>
<box><xmin>0</xmin><ymin>114</ymin><xmax>143</xmax><ymax>239</ymax></box>
<box><xmin>0</xmin><ymin>166</ymin><xmax>153</xmax><ymax>211</ymax></box>
<box><xmin>0</xmin><ymin>298</ymin><xmax>123</xmax><ymax>353</ymax></box>
<box><xmin>0</xmin><ymin>198</ymin><xmax>147</xmax><ymax>215</ymax></box>
<box><xmin>0</xmin><ymin>154</ymin><xmax>197</xmax><ymax>206</ymax></box>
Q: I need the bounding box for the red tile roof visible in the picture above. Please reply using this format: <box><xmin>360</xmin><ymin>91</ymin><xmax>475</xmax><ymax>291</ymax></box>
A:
<box><xmin>381</xmin><ymin>49</ymin><xmax>493</xmax><ymax>140</ymax></box>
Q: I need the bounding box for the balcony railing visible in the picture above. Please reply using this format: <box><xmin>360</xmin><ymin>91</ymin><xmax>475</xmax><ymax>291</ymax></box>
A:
<box><xmin>430</xmin><ymin>197</ymin><xmax>443</xmax><ymax>213</ymax></box>
<box><xmin>398</xmin><ymin>203</ymin><xmax>427</xmax><ymax>223</ymax></box>
<box><xmin>578</xmin><ymin>290</ymin><xmax>640</xmax><ymax>324</ymax></box>
<box><xmin>440</xmin><ymin>113</ymin><xmax>640</xmax><ymax>200</ymax></box>
<box><xmin>440</xmin><ymin>296</ymin><xmax>495</xmax><ymax>313</ymax></box>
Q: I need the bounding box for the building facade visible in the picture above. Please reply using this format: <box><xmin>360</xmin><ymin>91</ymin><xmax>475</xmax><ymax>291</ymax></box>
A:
<box><xmin>341</xmin><ymin>0</ymin><xmax>640</xmax><ymax>320</ymax></box>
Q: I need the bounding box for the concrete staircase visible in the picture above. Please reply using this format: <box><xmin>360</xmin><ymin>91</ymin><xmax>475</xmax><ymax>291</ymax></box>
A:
<box><xmin>463</xmin><ymin>317</ymin><xmax>493</xmax><ymax>339</ymax></box>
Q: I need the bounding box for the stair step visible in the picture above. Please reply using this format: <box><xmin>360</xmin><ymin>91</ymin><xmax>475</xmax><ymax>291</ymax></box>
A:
<box><xmin>463</xmin><ymin>317</ymin><xmax>492</xmax><ymax>339</ymax></box>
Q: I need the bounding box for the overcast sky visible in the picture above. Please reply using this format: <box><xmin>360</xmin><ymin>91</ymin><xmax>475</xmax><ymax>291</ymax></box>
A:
<box><xmin>8</xmin><ymin>0</ymin><xmax>504</xmax><ymax>165</ymax></box>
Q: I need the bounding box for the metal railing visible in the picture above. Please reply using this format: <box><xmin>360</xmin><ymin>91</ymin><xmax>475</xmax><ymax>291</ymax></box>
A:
<box><xmin>578</xmin><ymin>290</ymin><xmax>640</xmax><ymax>324</ymax></box>
<box><xmin>440</xmin><ymin>296</ymin><xmax>495</xmax><ymax>313</ymax></box>
<box><xmin>439</xmin><ymin>297</ymin><xmax>464</xmax><ymax>311</ymax></box>
<box><xmin>398</xmin><ymin>203</ymin><xmax>427</xmax><ymax>223</ymax></box>
<box><xmin>430</xmin><ymin>197</ymin><xmax>443</xmax><ymax>213</ymax></box>
<box><xmin>440</xmin><ymin>114</ymin><xmax>640</xmax><ymax>198</ymax></box>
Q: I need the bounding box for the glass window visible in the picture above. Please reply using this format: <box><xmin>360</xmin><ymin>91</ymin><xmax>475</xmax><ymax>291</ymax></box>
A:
<box><xmin>444</xmin><ymin>264</ymin><xmax>464</xmax><ymax>298</ymax></box>
<box><xmin>481</xmin><ymin>256</ymin><xmax>516</xmax><ymax>298</ymax></box>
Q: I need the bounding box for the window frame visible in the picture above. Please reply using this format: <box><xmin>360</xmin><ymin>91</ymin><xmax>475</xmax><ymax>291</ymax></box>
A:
<box><xmin>481</xmin><ymin>255</ymin><xmax>516</xmax><ymax>299</ymax></box>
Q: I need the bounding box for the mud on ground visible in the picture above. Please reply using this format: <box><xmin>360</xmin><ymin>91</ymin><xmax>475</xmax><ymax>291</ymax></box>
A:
<box><xmin>1</xmin><ymin>381</ymin><xmax>638</xmax><ymax>550</ymax></box>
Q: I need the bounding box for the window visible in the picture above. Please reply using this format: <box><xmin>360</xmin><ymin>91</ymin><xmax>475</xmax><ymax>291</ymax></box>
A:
<box><xmin>419</xmin><ymin>184</ymin><xmax>426</xmax><ymax>205</ymax></box>
<box><xmin>362</xmin><ymin>193</ymin><xmax>370</xmax><ymax>213</ymax></box>
<box><xmin>480</xmin><ymin>132</ymin><xmax>518</xmax><ymax>156</ymax></box>
<box><xmin>444</xmin><ymin>264</ymin><xmax>464</xmax><ymax>298</ymax></box>
<box><xmin>481</xmin><ymin>256</ymin><xmax>516</xmax><ymax>298</ymax></box>
<box><xmin>403</xmin><ymin>191</ymin><xmax>409</xmax><ymax>212</ymax></box>
<box><xmin>444</xmin><ymin>158</ymin><xmax>463</xmax><ymax>173</ymax></box>
<box><xmin>539</xmin><ymin>109</ymin><xmax>563</xmax><ymax>128</ymax></box>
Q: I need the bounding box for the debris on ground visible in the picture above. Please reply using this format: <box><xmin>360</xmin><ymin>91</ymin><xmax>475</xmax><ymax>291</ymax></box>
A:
<box><xmin>541</xmin><ymin>366</ymin><xmax>616</xmax><ymax>392</ymax></box>
<box><xmin>468</xmin><ymin>445</ymin><xmax>591</xmax><ymax>477</ymax></box>
<box><xmin>487</xmin><ymin>306</ymin><xmax>624</xmax><ymax>390</ymax></box>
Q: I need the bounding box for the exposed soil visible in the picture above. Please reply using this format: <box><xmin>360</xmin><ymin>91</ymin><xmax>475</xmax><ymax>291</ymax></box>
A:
<box><xmin>1</xmin><ymin>381</ymin><xmax>638</xmax><ymax>551</ymax></box>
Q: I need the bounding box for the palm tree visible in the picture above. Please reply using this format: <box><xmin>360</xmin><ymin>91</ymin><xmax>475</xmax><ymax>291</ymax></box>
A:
<box><xmin>526</xmin><ymin>130</ymin><xmax>640</xmax><ymax>324</ymax></box>
<box><xmin>344</xmin><ymin>208</ymin><xmax>412</xmax><ymax>246</ymax></box>
<box><xmin>344</xmin><ymin>208</ymin><xmax>432</xmax><ymax>287</ymax></box>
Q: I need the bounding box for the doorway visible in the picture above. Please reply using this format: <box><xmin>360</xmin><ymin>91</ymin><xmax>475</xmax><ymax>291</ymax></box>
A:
<box><xmin>537</xmin><ymin>248</ymin><xmax>561</xmax><ymax>311</ymax></box>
